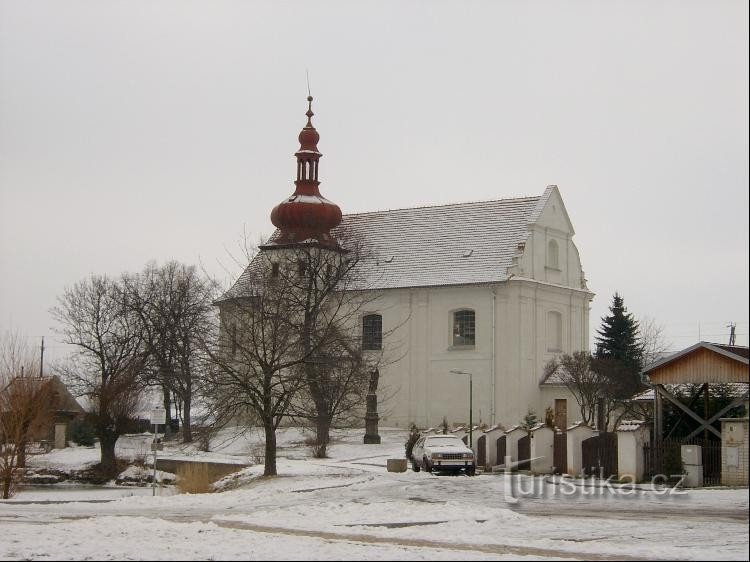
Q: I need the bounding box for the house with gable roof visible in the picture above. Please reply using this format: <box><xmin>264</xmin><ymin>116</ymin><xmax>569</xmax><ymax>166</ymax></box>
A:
<box><xmin>218</xmin><ymin>96</ymin><xmax>594</xmax><ymax>430</ymax></box>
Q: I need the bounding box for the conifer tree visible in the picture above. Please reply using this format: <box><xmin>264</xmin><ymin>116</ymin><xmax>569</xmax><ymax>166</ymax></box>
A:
<box><xmin>594</xmin><ymin>293</ymin><xmax>643</xmax><ymax>398</ymax></box>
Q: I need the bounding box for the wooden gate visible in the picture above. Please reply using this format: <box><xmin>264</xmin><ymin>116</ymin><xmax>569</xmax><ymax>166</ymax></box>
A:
<box><xmin>477</xmin><ymin>435</ymin><xmax>487</xmax><ymax>469</ymax></box>
<box><xmin>581</xmin><ymin>432</ymin><xmax>618</xmax><ymax>478</ymax></box>
<box><xmin>496</xmin><ymin>435</ymin><xmax>507</xmax><ymax>466</ymax></box>
<box><xmin>517</xmin><ymin>434</ymin><xmax>531</xmax><ymax>470</ymax></box>
<box><xmin>553</xmin><ymin>431</ymin><xmax>567</xmax><ymax>474</ymax></box>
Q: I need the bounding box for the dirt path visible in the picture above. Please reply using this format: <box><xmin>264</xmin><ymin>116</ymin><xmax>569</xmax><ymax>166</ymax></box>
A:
<box><xmin>205</xmin><ymin>518</ymin><xmax>654</xmax><ymax>561</ymax></box>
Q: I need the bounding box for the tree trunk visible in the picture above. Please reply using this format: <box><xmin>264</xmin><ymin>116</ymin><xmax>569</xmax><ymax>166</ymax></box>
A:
<box><xmin>2</xmin><ymin>471</ymin><xmax>12</xmax><ymax>499</ymax></box>
<box><xmin>315</xmin><ymin>412</ymin><xmax>331</xmax><ymax>448</ymax></box>
<box><xmin>16</xmin><ymin>440</ymin><xmax>26</xmax><ymax>468</ymax></box>
<box><xmin>182</xmin><ymin>394</ymin><xmax>192</xmax><ymax>443</ymax></box>
<box><xmin>263</xmin><ymin>421</ymin><xmax>277</xmax><ymax>477</ymax></box>
<box><xmin>162</xmin><ymin>385</ymin><xmax>172</xmax><ymax>439</ymax></box>
<box><xmin>99</xmin><ymin>432</ymin><xmax>118</xmax><ymax>477</ymax></box>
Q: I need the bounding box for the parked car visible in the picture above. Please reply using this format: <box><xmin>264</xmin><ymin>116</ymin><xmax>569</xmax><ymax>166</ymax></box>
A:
<box><xmin>411</xmin><ymin>434</ymin><xmax>476</xmax><ymax>475</ymax></box>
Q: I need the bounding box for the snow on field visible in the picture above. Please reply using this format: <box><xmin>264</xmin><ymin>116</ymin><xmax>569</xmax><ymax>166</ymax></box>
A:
<box><xmin>2</xmin><ymin>427</ymin><xmax>748</xmax><ymax>561</ymax></box>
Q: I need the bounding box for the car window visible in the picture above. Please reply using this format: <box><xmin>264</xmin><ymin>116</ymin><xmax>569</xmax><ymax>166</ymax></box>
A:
<box><xmin>425</xmin><ymin>436</ymin><xmax>463</xmax><ymax>447</ymax></box>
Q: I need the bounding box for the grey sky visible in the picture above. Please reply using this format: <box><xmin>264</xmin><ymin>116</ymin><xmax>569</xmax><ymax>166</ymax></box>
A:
<box><xmin>1</xmin><ymin>0</ymin><xmax>748</xmax><ymax>361</ymax></box>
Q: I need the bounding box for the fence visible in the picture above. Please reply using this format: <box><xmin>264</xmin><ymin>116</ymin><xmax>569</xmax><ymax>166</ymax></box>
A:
<box><xmin>643</xmin><ymin>438</ymin><xmax>722</xmax><ymax>486</ymax></box>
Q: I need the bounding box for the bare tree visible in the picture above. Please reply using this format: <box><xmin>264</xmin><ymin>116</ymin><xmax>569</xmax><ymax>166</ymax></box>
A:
<box><xmin>123</xmin><ymin>261</ymin><xmax>217</xmax><ymax>443</ymax></box>
<box><xmin>0</xmin><ymin>332</ymin><xmax>53</xmax><ymax>498</ymax></box>
<box><xmin>205</xmin><ymin>229</ymin><xmax>391</xmax><ymax>475</ymax></box>
<box><xmin>544</xmin><ymin>352</ymin><xmax>618</xmax><ymax>429</ymax></box>
<box><xmin>638</xmin><ymin>315</ymin><xmax>671</xmax><ymax>368</ymax></box>
<box><xmin>51</xmin><ymin>275</ymin><xmax>146</xmax><ymax>476</ymax></box>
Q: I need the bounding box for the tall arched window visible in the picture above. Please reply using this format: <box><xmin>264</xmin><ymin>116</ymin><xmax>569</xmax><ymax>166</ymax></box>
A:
<box><xmin>453</xmin><ymin>309</ymin><xmax>476</xmax><ymax>347</ymax></box>
<box><xmin>547</xmin><ymin>311</ymin><xmax>562</xmax><ymax>352</ymax></box>
<box><xmin>362</xmin><ymin>314</ymin><xmax>382</xmax><ymax>350</ymax></box>
<box><xmin>547</xmin><ymin>239</ymin><xmax>560</xmax><ymax>269</ymax></box>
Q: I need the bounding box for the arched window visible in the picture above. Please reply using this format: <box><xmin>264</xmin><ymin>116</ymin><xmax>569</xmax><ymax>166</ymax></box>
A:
<box><xmin>362</xmin><ymin>314</ymin><xmax>382</xmax><ymax>351</ymax></box>
<box><xmin>547</xmin><ymin>311</ymin><xmax>562</xmax><ymax>352</ymax></box>
<box><xmin>453</xmin><ymin>309</ymin><xmax>476</xmax><ymax>347</ymax></box>
<box><xmin>547</xmin><ymin>239</ymin><xmax>560</xmax><ymax>269</ymax></box>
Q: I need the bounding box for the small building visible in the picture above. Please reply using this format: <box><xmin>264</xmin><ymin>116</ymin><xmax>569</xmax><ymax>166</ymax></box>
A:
<box><xmin>0</xmin><ymin>375</ymin><xmax>84</xmax><ymax>449</ymax></box>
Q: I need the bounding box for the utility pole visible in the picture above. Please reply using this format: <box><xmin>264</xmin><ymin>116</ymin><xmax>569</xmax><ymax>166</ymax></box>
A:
<box><xmin>40</xmin><ymin>337</ymin><xmax>45</xmax><ymax>378</ymax></box>
<box><xmin>727</xmin><ymin>323</ymin><xmax>736</xmax><ymax>346</ymax></box>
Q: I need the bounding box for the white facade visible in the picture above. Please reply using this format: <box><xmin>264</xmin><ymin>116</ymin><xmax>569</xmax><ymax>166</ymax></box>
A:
<box><xmin>223</xmin><ymin>185</ymin><xmax>594</xmax><ymax>432</ymax></box>
<box><xmin>361</xmin><ymin>186</ymin><xmax>594</xmax><ymax>429</ymax></box>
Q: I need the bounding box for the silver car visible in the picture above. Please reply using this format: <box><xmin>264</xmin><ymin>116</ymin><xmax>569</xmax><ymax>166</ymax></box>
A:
<box><xmin>411</xmin><ymin>434</ymin><xmax>476</xmax><ymax>475</ymax></box>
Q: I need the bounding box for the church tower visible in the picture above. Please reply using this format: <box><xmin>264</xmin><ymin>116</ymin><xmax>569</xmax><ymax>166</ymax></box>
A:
<box><xmin>263</xmin><ymin>96</ymin><xmax>343</xmax><ymax>251</ymax></box>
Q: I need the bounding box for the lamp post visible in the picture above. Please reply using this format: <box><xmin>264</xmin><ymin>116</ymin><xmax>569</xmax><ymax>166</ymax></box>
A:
<box><xmin>450</xmin><ymin>369</ymin><xmax>473</xmax><ymax>449</ymax></box>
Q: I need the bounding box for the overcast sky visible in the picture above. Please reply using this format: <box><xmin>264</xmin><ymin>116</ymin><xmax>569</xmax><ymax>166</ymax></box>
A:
<box><xmin>1</xmin><ymin>0</ymin><xmax>748</xmax><ymax>362</ymax></box>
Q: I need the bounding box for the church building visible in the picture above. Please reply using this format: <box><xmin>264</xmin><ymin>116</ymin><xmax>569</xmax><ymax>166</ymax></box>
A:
<box><xmin>221</xmin><ymin>97</ymin><xmax>594</xmax><ymax>431</ymax></box>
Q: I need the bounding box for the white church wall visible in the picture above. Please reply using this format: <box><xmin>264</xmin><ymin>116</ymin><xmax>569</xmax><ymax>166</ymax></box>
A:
<box><xmin>376</xmin><ymin>275</ymin><xmax>591</xmax><ymax>429</ymax></box>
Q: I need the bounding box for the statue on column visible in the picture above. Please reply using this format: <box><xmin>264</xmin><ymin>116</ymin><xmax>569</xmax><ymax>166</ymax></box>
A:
<box><xmin>364</xmin><ymin>369</ymin><xmax>381</xmax><ymax>444</ymax></box>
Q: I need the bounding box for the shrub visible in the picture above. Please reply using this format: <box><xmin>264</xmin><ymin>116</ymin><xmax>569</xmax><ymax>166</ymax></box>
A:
<box><xmin>663</xmin><ymin>442</ymin><xmax>684</xmax><ymax>481</ymax></box>
<box><xmin>440</xmin><ymin>417</ymin><xmax>449</xmax><ymax>434</ymax></box>
<box><xmin>404</xmin><ymin>423</ymin><xmax>420</xmax><ymax>460</ymax></box>
<box><xmin>544</xmin><ymin>407</ymin><xmax>555</xmax><ymax>428</ymax></box>
<box><xmin>176</xmin><ymin>463</ymin><xmax>213</xmax><ymax>494</ymax></box>
<box><xmin>70</xmin><ymin>417</ymin><xmax>96</xmax><ymax>447</ymax></box>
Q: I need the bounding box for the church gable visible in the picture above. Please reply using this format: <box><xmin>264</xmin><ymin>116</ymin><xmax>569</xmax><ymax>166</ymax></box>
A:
<box><xmin>510</xmin><ymin>185</ymin><xmax>587</xmax><ymax>290</ymax></box>
<box><xmin>530</xmin><ymin>185</ymin><xmax>575</xmax><ymax>236</ymax></box>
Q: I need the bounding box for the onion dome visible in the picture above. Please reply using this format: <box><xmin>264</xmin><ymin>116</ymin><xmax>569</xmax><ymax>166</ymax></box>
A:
<box><xmin>269</xmin><ymin>96</ymin><xmax>342</xmax><ymax>248</ymax></box>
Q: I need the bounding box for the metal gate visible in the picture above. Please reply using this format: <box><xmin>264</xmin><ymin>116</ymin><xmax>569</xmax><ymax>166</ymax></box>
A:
<box><xmin>553</xmin><ymin>431</ymin><xmax>567</xmax><ymax>474</ymax></box>
<box><xmin>581</xmin><ymin>432</ymin><xmax>618</xmax><ymax>478</ymax></box>
<box><xmin>477</xmin><ymin>435</ymin><xmax>487</xmax><ymax>469</ymax></box>
<box><xmin>496</xmin><ymin>435</ymin><xmax>507</xmax><ymax>466</ymax></box>
<box><xmin>517</xmin><ymin>434</ymin><xmax>531</xmax><ymax>470</ymax></box>
<box><xmin>644</xmin><ymin>438</ymin><xmax>722</xmax><ymax>486</ymax></box>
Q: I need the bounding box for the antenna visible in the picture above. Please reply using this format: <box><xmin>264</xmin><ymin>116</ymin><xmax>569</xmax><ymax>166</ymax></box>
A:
<box><xmin>306</xmin><ymin>69</ymin><xmax>311</xmax><ymax>97</ymax></box>
<box><xmin>727</xmin><ymin>322</ymin><xmax>737</xmax><ymax>346</ymax></box>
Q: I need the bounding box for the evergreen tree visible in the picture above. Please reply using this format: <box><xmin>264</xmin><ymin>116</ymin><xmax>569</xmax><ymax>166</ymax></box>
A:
<box><xmin>594</xmin><ymin>293</ymin><xmax>643</xmax><ymax>397</ymax></box>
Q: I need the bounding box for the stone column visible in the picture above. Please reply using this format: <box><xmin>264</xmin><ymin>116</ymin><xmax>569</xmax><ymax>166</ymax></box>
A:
<box><xmin>616</xmin><ymin>420</ymin><xmax>649</xmax><ymax>482</ymax></box>
<box><xmin>721</xmin><ymin>418</ymin><xmax>749</xmax><ymax>486</ymax></box>
<box><xmin>363</xmin><ymin>369</ymin><xmax>381</xmax><ymax>444</ymax></box>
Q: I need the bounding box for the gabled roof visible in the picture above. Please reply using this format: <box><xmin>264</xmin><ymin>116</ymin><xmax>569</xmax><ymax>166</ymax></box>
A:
<box><xmin>643</xmin><ymin>341</ymin><xmax>749</xmax><ymax>374</ymax></box>
<box><xmin>341</xmin><ymin>193</ymin><xmax>543</xmax><ymax>290</ymax></box>
<box><xmin>220</xmin><ymin>189</ymin><xmax>555</xmax><ymax>301</ymax></box>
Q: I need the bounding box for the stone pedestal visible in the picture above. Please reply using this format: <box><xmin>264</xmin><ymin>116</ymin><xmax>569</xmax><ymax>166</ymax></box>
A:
<box><xmin>364</xmin><ymin>392</ymin><xmax>381</xmax><ymax>444</ymax></box>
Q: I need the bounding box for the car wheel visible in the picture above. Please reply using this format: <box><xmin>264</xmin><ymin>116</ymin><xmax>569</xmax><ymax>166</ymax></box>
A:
<box><xmin>423</xmin><ymin>457</ymin><xmax>432</xmax><ymax>473</ymax></box>
<box><xmin>466</xmin><ymin>465</ymin><xmax>476</xmax><ymax>476</ymax></box>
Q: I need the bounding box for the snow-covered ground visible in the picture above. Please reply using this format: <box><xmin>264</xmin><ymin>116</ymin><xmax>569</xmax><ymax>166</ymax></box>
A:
<box><xmin>1</xmin><ymin>427</ymin><xmax>748</xmax><ymax>560</ymax></box>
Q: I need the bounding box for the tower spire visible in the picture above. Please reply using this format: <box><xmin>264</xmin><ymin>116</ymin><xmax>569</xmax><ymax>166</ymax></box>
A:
<box><xmin>268</xmin><ymin>96</ymin><xmax>342</xmax><ymax>248</ymax></box>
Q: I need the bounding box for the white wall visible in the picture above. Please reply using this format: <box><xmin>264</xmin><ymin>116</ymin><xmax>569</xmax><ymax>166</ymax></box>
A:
<box><xmin>375</xmin><ymin>278</ymin><xmax>591</xmax><ymax>428</ymax></box>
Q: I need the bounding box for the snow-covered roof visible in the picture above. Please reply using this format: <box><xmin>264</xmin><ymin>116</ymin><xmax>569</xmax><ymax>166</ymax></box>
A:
<box><xmin>616</xmin><ymin>420</ymin><xmax>647</xmax><ymax>432</ymax></box>
<box><xmin>339</xmin><ymin>193</ymin><xmax>545</xmax><ymax>290</ymax></box>
<box><xmin>632</xmin><ymin>383</ymin><xmax>750</xmax><ymax>402</ymax></box>
<box><xmin>539</xmin><ymin>368</ymin><xmax>567</xmax><ymax>386</ymax></box>
<box><xmin>219</xmin><ymin>189</ymin><xmax>552</xmax><ymax>301</ymax></box>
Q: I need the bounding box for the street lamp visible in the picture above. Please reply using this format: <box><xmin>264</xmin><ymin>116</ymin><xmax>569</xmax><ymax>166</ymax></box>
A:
<box><xmin>450</xmin><ymin>369</ymin><xmax>473</xmax><ymax>450</ymax></box>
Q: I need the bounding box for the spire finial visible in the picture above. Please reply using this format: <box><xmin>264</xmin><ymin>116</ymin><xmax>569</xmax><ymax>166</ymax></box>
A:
<box><xmin>305</xmin><ymin>70</ymin><xmax>314</xmax><ymax>126</ymax></box>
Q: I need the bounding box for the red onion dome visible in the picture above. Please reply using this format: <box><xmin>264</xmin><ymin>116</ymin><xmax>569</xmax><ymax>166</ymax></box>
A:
<box><xmin>271</xmin><ymin>193</ymin><xmax>342</xmax><ymax>234</ymax></box>
<box><xmin>268</xmin><ymin>96</ymin><xmax>342</xmax><ymax>247</ymax></box>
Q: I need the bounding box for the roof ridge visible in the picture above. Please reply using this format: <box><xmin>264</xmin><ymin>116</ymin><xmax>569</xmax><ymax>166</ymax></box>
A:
<box><xmin>342</xmin><ymin>195</ymin><xmax>541</xmax><ymax>217</ymax></box>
